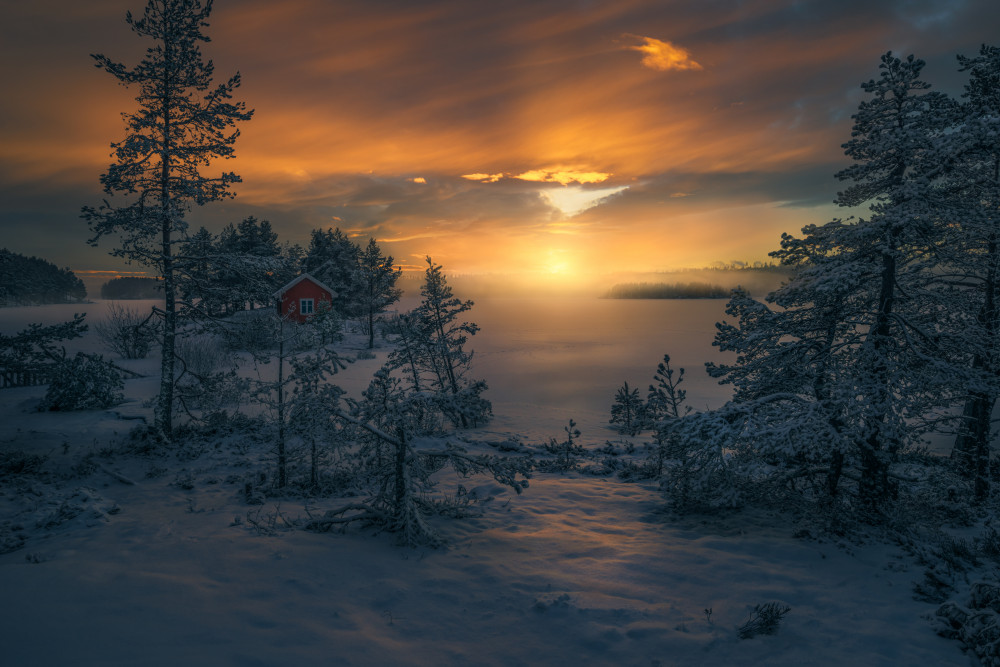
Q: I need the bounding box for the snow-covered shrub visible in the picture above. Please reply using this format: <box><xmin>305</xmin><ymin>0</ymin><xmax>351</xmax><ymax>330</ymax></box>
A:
<box><xmin>660</xmin><ymin>408</ymin><xmax>751</xmax><ymax>511</ymax></box>
<box><xmin>581</xmin><ymin>439</ymin><xmax>634</xmax><ymax>477</ymax></box>
<box><xmin>607</xmin><ymin>354</ymin><xmax>694</xmax><ymax>481</ymax></box>
<box><xmin>937</xmin><ymin>581</ymin><xmax>1000</xmax><ymax>665</ymax></box>
<box><xmin>610</xmin><ymin>382</ymin><xmax>644</xmax><ymax>435</ymax></box>
<box><xmin>383</xmin><ymin>258</ymin><xmax>492</xmax><ymax>430</ymax></box>
<box><xmin>94</xmin><ymin>302</ymin><xmax>157</xmax><ymax>359</ymax></box>
<box><xmin>737</xmin><ymin>602</ymin><xmax>791</xmax><ymax>639</ymax></box>
<box><xmin>287</xmin><ymin>352</ymin><xmax>347</xmax><ymax>490</ymax></box>
<box><xmin>222</xmin><ymin>309</ymin><xmax>275</xmax><ymax>353</ymax></box>
<box><xmin>0</xmin><ymin>450</ymin><xmax>47</xmax><ymax>478</ymax></box>
<box><xmin>296</xmin><ymin>301</ymin><xmax>343</xmax><ymax>348</ymax></box>
<box><xmin>40</xmin><ymin>353</ymin><xmax>124</xmax><ymax>411</ymax></box>
<box><xmin>306</xmin><ymin>367</ymin><xmax>529</xmax><ymax>547</ymax></box>
<box><xmin>0</xmin><ymin>315</ymin><xmax>87</xmax><ymax>387</ymax></box>
<box><xmin>173</xmin><ymin>333</ymin><xmax>245</xmax><ymax>418</ymax></box>
<box><xmin>174</xmin><ymin>333</ymin><xmax>230</xmax><ymax>376</ymax></box>
<box><xmin>540</xmin><ymin>419</ymin><xmax>586</xmax><ymax>472</ymax></box>
<box><xmin>645</xmin><ymin>354</ymin><xmax>691</xmax><ymax>427</ymax></box>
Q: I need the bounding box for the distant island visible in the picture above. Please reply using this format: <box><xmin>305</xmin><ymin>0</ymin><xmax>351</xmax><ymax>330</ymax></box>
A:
<box><xmin>0</xmin><ymin>248</ymin><xmax>86</xmax><ymax>306</ymax></box>
<box><xmin>100</xmin><ymin>276</ymin><xmax>163</xmax><ymax>299</ymax></box>
<box><xmin>603</xmin><ymin>281</ymin><xmax>731</xmax><ymax>299</ymax></box>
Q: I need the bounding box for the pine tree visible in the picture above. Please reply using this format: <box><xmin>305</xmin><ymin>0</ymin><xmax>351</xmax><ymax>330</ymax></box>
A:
<box><xmin>309</xmin><ymin>365</ymin><xmax>527</xmax><ymax>547</ymax></box>
<box><xmin>810</xmin><ymin>52</ymin><xmax>948</xmax><ymax>504</ymax></box>
<box><xmin>178</xmin><ymin>226</ymin><xmax>219</xmax><ymax>313</ymax></box>
<box><xmin>943</xmin><ymin>44</ymin><xmax>1000</xmax><ymax>499</ymax></box>
<box><xmin>645</xmin><ymin>355</ymin><xmax>692</xmax><ymax>477</ymax></box>
<box><xmin>0</xmin><ymin>316</ymin><xmax>88</xmax><ymax>386</ymax></box>
<box><xmin>82</xmin><ymin>0</ymin><xmax>252</xmax><ymax>439</ymax></box>
<box><xmin>241</xmin><ymin>311</ymin><xmax>346</xmax><ymax>489</ymax></box>
<box><xmin>610</xmin><ymin>381</ymin><xmax>644</xmax><ymax>435</ymax></box>
<box><xmin>288</xmin><ymin>351</ymin><xmax>345</xmax><ymax>489</ymax></box>
<box><xmin>676</xmin><ymin>53</ymin><xmax>953</xmax><ymax>509</ymax></box>
<box><xmin>357</xmin><ymin>238</ymin><xmax>403</xmax><ymax>349</ymax></box>
<box><xmin>646</xmin><ymin>354</ymin><xmax>690</xmax><ymax>424</ymax></box>
<box><xmin>304</xmin><ymin>228</ymin><xmax>362</xmax><ymax>316</ymax></box>
<box><xmin>213</xmin><ymin>216</ymin><xmax>282</xmax><ymax>312</ymax></box>
<box><xmin>413</xmin><ymin>257</ymin><xmax>489</xmax><ymax>428</ymax></box>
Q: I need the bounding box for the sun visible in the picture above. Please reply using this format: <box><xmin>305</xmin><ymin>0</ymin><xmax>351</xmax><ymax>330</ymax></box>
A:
<box><xmin>540</xmin><ymin>248</ymin><xmax>575</xmax><ymax>278</ymax></box>
<box><xmin>547</xmin><ymin>260</ymin><xmax>570</xmax><ymax>275</ymax></box>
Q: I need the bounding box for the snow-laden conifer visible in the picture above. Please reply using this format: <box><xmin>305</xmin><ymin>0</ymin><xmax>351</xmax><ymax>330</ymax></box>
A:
<box><xmin>669</xmin><ymin>53</ymin><xmax>959</xmax><ymax>509</ymax></box>
<box><xmin>82</xmin><ymin>0</ymin><xmax>253</xmax><ymax>439</ymax></box>
<box><xmin>610</xmin><ymin>381</ymin><xmax>644</xmax><ymax>435</ymax></box>
<box><xmin>357</xmin><ymin>238</ymin><xmax>403</xmax><ymax>350</ymax></box>
<box><xmin>937</xmin><ymin>45</ymin><xmax>1000</xmax><ymax>499</ymax></box>
<box><xmin>385</xmin><ymin>257</ymin><xmax>491</xmax><ymax>428</ymax></box>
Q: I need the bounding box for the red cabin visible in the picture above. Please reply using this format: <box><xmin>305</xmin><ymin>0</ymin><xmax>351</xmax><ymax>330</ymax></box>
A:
<box><xmin>272</xmin><ymin>273</ymin><xmax>336</xmax><ymax>323</ymax></box>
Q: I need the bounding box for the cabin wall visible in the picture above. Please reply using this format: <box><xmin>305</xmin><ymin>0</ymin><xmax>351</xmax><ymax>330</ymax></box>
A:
<box><xmin>279</xmin><ymin>280</ymin><xmax>332</xmax><ymax>323</ymax></box>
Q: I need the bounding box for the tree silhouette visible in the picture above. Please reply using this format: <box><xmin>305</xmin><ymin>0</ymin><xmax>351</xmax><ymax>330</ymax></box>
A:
<box><xmin>82</xmin><ymin>0</ymin><xmax>252</xmax><ymax>439</ymax></box>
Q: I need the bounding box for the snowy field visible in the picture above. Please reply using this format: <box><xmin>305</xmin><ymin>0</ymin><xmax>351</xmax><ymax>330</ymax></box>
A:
<box><xmin>0</xmin><ymin>300</ymin><xmax>973</xmax><ymax>665</ymax></box>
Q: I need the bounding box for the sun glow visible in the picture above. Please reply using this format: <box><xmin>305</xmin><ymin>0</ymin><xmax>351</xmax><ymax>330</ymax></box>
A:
<box><xmin>538</xmin><ymin>248</ymin><xmax>581</xmax><ymax>282</ymax></box>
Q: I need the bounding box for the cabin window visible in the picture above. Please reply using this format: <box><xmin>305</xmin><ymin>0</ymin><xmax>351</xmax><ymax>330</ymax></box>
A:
<box><xmin>300</xmin><ymin>298</ymin><xmax>314</xmax><ymax>315</ymax></box>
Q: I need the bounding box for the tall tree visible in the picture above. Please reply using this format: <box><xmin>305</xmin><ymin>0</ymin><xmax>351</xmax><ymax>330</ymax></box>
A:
<box><xmin>943</xmin><ymin>45</ymin><xmax>1000</xmax><ymax>499</ymax></box>
<box><xmin>827</xmin><ymin>52</ymin><xmax>948</xmax><ymax>503</ymax></box>
<box><xmin>214</xmin><ymin>216</ymin><xmax>282</xmax><ymax>312</ymax></box>
<box><xmin>677</xmin><ymin>53</ymin><xmax>952</xmax><ymax>509</ymax></box>
<box><xmin>303</xmin><ymin>228</ymin><xmax>362</xmax><ymax>316</ymax></box>
<box><xmin>82</xmin><ymin>0</ymin><xmax>252</xmax><ymax>439</ymax></box>
<box><xmin>357</xmin><ymin>238</ymin><xmax>403</xmax><ymax>349</ymax></box>
<box><xmin>178</xmin><ymin>226</ymin><xmax>218</xmax><ymax>313</ymax></box>
<box><xmin>412</xmin><ymin>257</ymin><xmax>489</xmax><ymax>428</ymax></box>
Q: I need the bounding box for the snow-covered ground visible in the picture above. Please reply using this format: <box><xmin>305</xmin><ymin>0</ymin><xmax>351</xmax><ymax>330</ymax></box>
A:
<box><xmin>0</xmin><ymin>300</ymin><xmax>973</xmax><ymax>665</ymax></box>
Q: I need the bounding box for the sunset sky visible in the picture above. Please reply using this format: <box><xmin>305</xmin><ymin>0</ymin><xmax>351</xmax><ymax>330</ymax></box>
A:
<box><xmin>2</xmin><ymin>0</ymin><xmax>998</xmax><ymax>287</ymax></box>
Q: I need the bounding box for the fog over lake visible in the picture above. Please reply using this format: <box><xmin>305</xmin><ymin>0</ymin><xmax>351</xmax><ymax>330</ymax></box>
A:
<box><xmin>1</xmin><ymin>296</ymin><xmax>735</xmax><ymax>438</ymax></box>
<box><xmin>468</xmin><ymin>296</ymin><xmax>733</xmax><ymax>418</ymax></box>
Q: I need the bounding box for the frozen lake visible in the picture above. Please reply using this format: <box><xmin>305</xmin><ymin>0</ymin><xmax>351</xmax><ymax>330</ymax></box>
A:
<box><xmin>468</xmin><ymin>296</ymin><xmax>732</xmax><ymax>417</ymax></box>
<box><xmin>0</xmin><ymin>296</ymin><xmax>734</xmax><ymax>436</ymax></box>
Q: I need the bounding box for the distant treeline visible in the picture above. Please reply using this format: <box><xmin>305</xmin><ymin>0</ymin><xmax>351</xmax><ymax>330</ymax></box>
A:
<box><xmin>101</xmin><ymin>276</ymin><xmax>163</xmax><ymax>299</ymax></box>
<box><xmin>702</xmin><ymin>261</ymin><xmax>790</xmax><ymax>273</ymax></box>
<box><xmin>603</xmin><ymin>282</ymin><xmax>731</xmax><ymax>299</ymax></box>
<box><xmin>0</xmin><ymin>248</ymin><xmax>86</xmax><ymax>306</ymax></box>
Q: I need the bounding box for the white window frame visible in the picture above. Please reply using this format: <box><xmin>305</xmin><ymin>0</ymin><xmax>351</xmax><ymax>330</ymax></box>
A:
<box><xmin>300</xmin><ymin>298</ymin><xmax>314</xmax><ymax>315</ymax></box>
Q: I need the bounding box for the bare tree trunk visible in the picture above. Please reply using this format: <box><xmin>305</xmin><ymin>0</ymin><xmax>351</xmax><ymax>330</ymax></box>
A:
<box><xmin>368</xmin><ymin>308</ymin><xmax>375</xmax><ymax>349</ymax></box>
<box><xmin>859</xmin><ymin>241</ymin><xmax>898</xmax><ymax>506</ymax></box>
<box><xmin>155</xmin><ymin>28</ymin><xmax>175</xmax><ymax>440</ymax></box>
<box><xmin>393</xmin><ymin>427</ymin><xmax>407</xmax><ymax>513</ymax></box>
<box><xmin>953</xmin><ymin>235</ymin><xmax>998</xmax><ymax>501</ymax></box>
<box><xmin>277</xmin><ymin>329</ymin><xmax>287</xmax><ymax>488</ymax></box>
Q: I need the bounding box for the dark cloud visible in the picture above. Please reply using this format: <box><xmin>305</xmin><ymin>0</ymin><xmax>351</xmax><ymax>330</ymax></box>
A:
<box><xmin>1</xmin><ymin>0</ymin><xmax>997</xmax><ymax>276</ymax></box>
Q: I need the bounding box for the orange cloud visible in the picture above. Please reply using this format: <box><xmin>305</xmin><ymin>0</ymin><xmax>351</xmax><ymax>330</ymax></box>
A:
<box><xmin>462</xmin><ymin>173</ymin><xmax>505</xmax><ymax>183</ymax></box>
<box><xmin>7</xmin><ymin>0</ymin><xmax>971</xmax><ymax>279</ymax></box>
<box><xmin>625</xmin><ymin>35</ymin><xmax>702</xmax><ymax>72</ymax></box>
<box><xmin>514</xmin><ymin>168</ymin><xmax>612</xmax><ymax>185</ymax></box>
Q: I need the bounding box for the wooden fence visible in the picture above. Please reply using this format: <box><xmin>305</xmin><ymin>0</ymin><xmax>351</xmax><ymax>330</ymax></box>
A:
<box><xmin>0</xmin><ymin>368</ymin><xmax>50</xmax><ymax>389</ymax></box>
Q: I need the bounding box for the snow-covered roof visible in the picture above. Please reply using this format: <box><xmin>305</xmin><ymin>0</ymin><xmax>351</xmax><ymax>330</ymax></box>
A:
<box><xmin>271</xmin><ymin>272</ymin><xmax>338</xmax><ymax>299</ymax></box>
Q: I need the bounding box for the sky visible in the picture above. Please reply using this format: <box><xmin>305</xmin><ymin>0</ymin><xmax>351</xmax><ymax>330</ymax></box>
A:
<box><xmin>1</xmin><ymin>0</ymin><xmax>998</xmax><ymax>288</ymax></box>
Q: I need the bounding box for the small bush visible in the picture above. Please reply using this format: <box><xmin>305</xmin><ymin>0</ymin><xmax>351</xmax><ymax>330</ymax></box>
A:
<box><xmin>94</xmin><ymin>302</ymin><xmax>158</xmax><ymax>359</ymax></box>
<box><xmin>222</xmin><ymin>310</ymin><xmax>276</xmax><ymax>353</ymax></box>
<box><xmin>174</xmin><ymin>333</ymin><xmax>231</xmax><ymax>376</ymax></box>
<box><xmin>937</xmin><ymin>581</ymin><xmax>1000</xmax><ymax>664</ymax></box>
<box><xmin>539</xmin><ymin>420</ymin><xmax>586</xmax><ymax>472</ymax></box>
<box><xmin>737</xmin><ymin>602</ymin><xmax>791</xmax><ymax>639</ymax></box>
<box><xmin>40</xmin><ymin>353</ymin><xmax>124</xmax><ymax>411</ymax></box>
<box><xmin>610</xmin><ymin>382</ymin><xmax>645</xmax><ymax>435</ymax></box>
<box><xmin>0</xmin><ymin>450</ymin><xmax>47</xmax><ymax>477</ymax></box>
